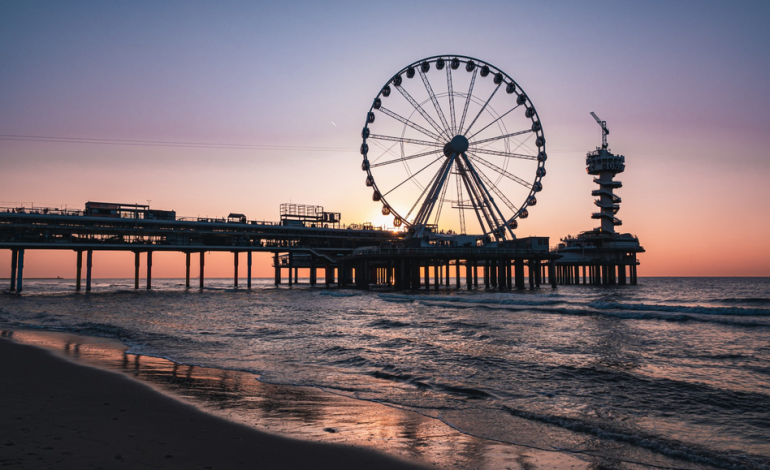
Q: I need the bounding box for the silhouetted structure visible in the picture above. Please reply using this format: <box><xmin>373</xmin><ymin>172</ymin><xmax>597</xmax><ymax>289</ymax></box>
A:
<box><xmin>553</xmin><ymin>113</ymin><xmax>644</xmax><ymax>285</ymax></box>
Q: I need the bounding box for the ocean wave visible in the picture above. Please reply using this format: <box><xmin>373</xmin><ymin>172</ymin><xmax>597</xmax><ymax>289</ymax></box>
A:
<box><xmin>368</xmin><ymin>318</ymin><xmax>411</xmax><ymax>329</ymax></box>
<box><xmin>714</xmin><ymin>297</ymin><xmax>770</xmax><ymax>305</ymax></box>
<box><xmin>503</xmin><ymin>406</ymin><xmax>769</xmax><ymax>470</ymax></box>
<box><xmin>590</xmin><ymin>300</ymin><xmax>770</xmax><ymax>316</ymax></box>
<box><xmin>413</xmin><ymin>299</ymin><xmax>770</xmax><ymax>328</ymax></box>
<box><xmin>371</xmin><ymin>370</ymin><xmax>493</xmax><ymax>399</ymax></box>
<box><xmin>379</xmin><ymin>293</ymin><xmax>565</xmax><ymax>307</ymax></box>
<box><xmin>319</xmin><ymin>291</ymin><xmax>358</xmax><ymax>297</ymax></box>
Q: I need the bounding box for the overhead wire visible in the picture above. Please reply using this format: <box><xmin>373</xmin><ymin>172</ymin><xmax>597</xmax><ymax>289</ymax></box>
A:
<box><xmin>0</xmin><ymin>134</ymin><xmax>356</xmax><ymax>152</ymax></box>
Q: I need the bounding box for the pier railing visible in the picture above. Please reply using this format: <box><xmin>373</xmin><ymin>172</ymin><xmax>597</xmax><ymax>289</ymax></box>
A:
<box><xmin>352</xmin><ymin>247</ymin><xmax>551</xmax><ymax>256</ymax></box>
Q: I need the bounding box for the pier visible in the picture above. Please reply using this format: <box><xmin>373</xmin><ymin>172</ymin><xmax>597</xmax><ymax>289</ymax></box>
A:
<box><xmin>3</xmin><ymin>59</ymin><xmax>645</xmax><ymax>293</ymax></box>
<box><xmin>0</xmin><ymin>204</ymin><xmax>394</xmax><ymax>293</ymax></box>
<box><xmin>1</xmin><ymin>204</ymin><xmax>557</xmax><ymax>293</ymax></box>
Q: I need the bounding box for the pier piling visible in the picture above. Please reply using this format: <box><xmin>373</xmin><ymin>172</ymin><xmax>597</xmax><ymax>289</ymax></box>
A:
<box><xmin>134</xmin><ymin>252</ymin><xmax>140</xmax><ymax>289</ymax></box>
<box><xmin>15</xmin><ymin>249</ymin><xmax>24</xmax><ymax>293</ymax></box>
<box><xmin>10</xmin><ymin>249</ymin><xmax>17</xmax><ymax>291</ymax></box>
<box><xmin>233</xmin><ymin>252</ymin><xmax>239</xmax><ymax>288</ymax></box>
<box><xmin>75</xmin><ymin>251</ymin><xmax>82</xmax><ymax>291</ymax></box>
<box><xmin>274</xmin><ymin>253</ymin><xmax>280</xmax><ymax>285</ymax></box>
<box><xmin>146</xmin><ymin>251</ymin><xmax>152</xmax><ymax>290</ymax></box>
<box><xmin>247</xmin><ymin>251</ymin><xmax>252</xmax><ymax>289</ymax></box>
<box><xmin>186</xmin><ymin>252</ymin><xmax>191</xmax><ymax>288</ymax></box>
<box><xmin>199</xmin><ymin>252</ymin><xmax>205</xmax><ymax>289</ymax></box>
<box><xmin>86</xmin><ymin>250</ymin><xmax>93</xmax><ymax>292</ymax></box>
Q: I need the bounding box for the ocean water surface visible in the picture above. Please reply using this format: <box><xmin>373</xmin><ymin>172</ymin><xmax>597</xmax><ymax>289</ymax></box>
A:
<box><xmin>1</xmin><ymin>277</ymin><xmax>769</xmax><ymax>469</ymax></box>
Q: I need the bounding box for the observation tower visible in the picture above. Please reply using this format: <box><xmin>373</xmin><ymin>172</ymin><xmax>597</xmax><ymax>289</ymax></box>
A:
<box><xmin>553</xmin><ymin>113</ymin><xmax>644</xmax><ymax>285</ymax></box>
<box><xmin>588</xmin><ymin>112</ymin><xmax>624</xmax><ymax>233</ymax></box>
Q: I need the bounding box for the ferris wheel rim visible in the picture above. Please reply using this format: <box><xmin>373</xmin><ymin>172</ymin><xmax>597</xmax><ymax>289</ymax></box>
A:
<box><xmin>361</xmin><ymin>55</ymin><xmax>546</xmax><ymax>237</ymax></box>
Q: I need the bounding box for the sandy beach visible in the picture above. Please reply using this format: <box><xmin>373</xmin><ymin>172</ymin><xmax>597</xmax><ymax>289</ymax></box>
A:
<box><xmin>0</xmin><ymin>337</ymin><xmax>428</xmax><ymax>469</ymax></box>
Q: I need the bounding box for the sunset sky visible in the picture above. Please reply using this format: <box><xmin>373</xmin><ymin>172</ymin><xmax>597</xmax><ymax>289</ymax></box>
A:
<box><xmin>2</xmin><ymin>0</ymin><xmax>769</xmax><ymax>278</ymax></box>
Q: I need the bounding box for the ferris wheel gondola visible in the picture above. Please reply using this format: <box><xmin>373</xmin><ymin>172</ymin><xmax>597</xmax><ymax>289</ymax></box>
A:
<box><xmin>360</xmin><ymin>55</ymin><xmax>546</xmax><ymax>240</ymax></box>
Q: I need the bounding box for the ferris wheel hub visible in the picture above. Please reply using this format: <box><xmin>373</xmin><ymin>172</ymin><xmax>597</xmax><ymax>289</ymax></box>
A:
<box><xmin>443</xmin><ymin>135</ymin><xmax>469</xmax><ymax>157</ymax></box>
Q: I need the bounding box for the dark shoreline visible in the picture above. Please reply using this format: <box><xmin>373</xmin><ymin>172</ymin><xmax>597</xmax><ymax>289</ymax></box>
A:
<box><xmin>0</xmin><ymin>335</ymin><xmax>435</xmax><ymax>470</ymax></box>
<box><xmin>1</xmin><ymin>329</ymin><xmax>586</xmax><ymax>469</ymax></box>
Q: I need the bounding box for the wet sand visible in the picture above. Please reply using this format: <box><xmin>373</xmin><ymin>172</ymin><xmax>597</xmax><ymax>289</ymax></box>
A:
<box><xmin>0</xmin><ymin>330</ymin><xmax>589</xmax><ymax>469</ymax></box>
<box><xmin>0</xmin><ymin>336</ymin><xmax>428</xmax><ymax>469</ymax></box>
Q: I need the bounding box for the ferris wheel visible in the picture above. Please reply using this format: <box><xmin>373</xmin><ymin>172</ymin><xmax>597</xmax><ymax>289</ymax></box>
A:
<box><xmin>360</xmin><ymin>55</ymin><xmax>546</xmax><ymax>241</ymax></box>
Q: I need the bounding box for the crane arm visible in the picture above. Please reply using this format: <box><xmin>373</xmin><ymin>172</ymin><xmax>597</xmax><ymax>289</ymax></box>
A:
<box><xmin>590</xmin><ymin>112</ymin><xmax>609</xmax><ymax>148</ymax></box>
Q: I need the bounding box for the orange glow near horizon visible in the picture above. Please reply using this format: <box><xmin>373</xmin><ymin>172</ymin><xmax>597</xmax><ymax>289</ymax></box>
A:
<box><xmin>2</xmin><ymin>2</ymin><xmax>769</xmax><ymax>278</ymax></box>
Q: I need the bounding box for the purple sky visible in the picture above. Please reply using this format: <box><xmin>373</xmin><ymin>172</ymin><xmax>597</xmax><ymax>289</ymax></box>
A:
<box><xmin>2</xmin><ymin>0</ymin><xmax>769</xmax><ymax>276</ymax></box>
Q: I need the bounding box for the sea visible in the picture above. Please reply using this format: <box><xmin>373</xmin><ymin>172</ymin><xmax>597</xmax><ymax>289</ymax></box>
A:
<box><xmin>1</xmin><ymin>277</ymin><xmax>769</xmax><ymax>469</ymax></box>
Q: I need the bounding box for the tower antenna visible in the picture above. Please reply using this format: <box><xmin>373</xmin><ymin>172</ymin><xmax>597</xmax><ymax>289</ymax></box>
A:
<box><xmin>590</xmin><ymin>112</ymin><xmax>609</xmax><ymax>149</ymax></box>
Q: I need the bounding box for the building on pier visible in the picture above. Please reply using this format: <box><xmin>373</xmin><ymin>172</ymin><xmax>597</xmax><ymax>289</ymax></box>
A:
<box><xmin>553</xmin><ymin>113</ymin><xmax>644</xmax><ymax>285</ymax></box>
<box><xmin>1</xmin><ymin>201</ymin><xmax>396</xmax><ymax>293</ymax></box>
<box><xmin>335</xmin><ymin>239</ymin><xmax>558</xmax><ymax>291</ymax></box>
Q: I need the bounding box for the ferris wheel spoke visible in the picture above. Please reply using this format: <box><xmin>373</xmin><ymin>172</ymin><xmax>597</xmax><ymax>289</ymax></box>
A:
<box><xmin>461</xmin><ymin>153</ymin><xmax>513</xmax><ymax>238</ymax></box>
<box><xmin>382</xmin><ymin>155</ymin><xmax>444</xmax><ymax>198</ymax></box>
<box><xmin>368</xmin><ymin>134</ymin><xmax>439</xmax><ymax>147</ymax></box>
<box><xmin>470</xmin><ymin>147</ymin><xmax>537</xmax><ymax>161</ymax></box>
<box><xmin>370</xmin><ymin>148</ymin><xmax>444</xmax><ymax>168</ymax></box>
<box><xmin>467</xmin><ymin>105</ymin><xmax>521</xmax><ymax>140</ymax></box>
<box><xmin>378</xmin><ymin>107</ymin><xmax>441</xmax><ymax>141</ymax></box>
<box><xmin>471</xmin><ymin>160</ymin><xmax>520</xmax><ymax>215</ymax></box>
<box><xmin>458</xmin><ymin>68</ymin><xmax>478</xmax><ymax>134</ymax></box>
<box><xmin>405</xmin><ymin>159</ymin><xmax>446</xmax><ymax>221</ymax></box>
<box><xmin>395</xmin><ymin>85</ymin><xmax>450</xmax><ymax>140</ymax></box>
<box><xmin>456</xmin><ymin>158</ymin><xmax>495</xmax><ymax>235</ymax></box>
<box><xmin>432</xmin><ymin>167</ymin><xmax>452</xmax><ymax>226</ymax></box>
<box><xmin>446</xmin><ymin>66</ymin><xmax>457</xmax><ymax>134</ymax></box>
<box><xmin>412</xmin><ymin>155</ymin><xmax>455</xmax><ymax>232</ymax></box>
<box><xmin>467</xmin><ymin>152</ymin><xmax>533</xmax><ymax>189</ymax></box>
<box><xmin>418</xmin><ymin>69</ymin><xmax>452</xmax><ymax>137</ymax></box>
<box><xmin>463</xmin><ymin>82</ymin><xmax>502</xmax><ymax>136</ymax></box>
<box><xmin>455</xmin><ymin>172</ymin><xmax>466</xmax><ymax>234</ymax></box>
<box><xmin>470</xmin><ymin>129</ymin><xmax>533</xmax><ymax>147</ymax></box>
<box><xmin>368</xmin><ymin>138</ymin><xmax>401</xmax><ymax>164</ymax></box>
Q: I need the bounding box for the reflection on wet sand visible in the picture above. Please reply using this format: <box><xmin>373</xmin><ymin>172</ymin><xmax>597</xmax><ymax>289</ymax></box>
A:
<box><xmin>4</xmin><ymin>329</ymin><xmax>587</xmax><ymax>469</ymax></box>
